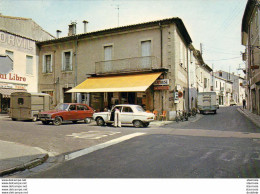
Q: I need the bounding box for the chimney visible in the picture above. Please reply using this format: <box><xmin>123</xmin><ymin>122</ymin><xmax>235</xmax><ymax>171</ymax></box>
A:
<box><xmin>83</xmin><ymin>20</ymin><xmax>89</xmax><ymax>33</ymax></box>
<box><xmin>56</xmin><ymin>30</ymin><xmax>62</xmax><ymax>38</ymax></box>
<box><xmin>68</xmin><ymin>22</ymin><xmax>77</xmax><ymax>36</ymax></box>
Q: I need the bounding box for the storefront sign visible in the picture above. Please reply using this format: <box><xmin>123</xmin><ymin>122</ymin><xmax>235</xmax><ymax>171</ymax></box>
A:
<box><xmin>0</xmin><ymin>73</ymin><xmax>26</xmax><ymax>82</ymax></box>
<box><xmin>174</xmin><ymin>92</ymin><xmax>179</xmax><ymax>103</ymax></box>
<box><xmin>154</xmin><ymin>86</ymin><xmax>169</xmax><ymax>90</ymax></box>
<box><xmin>0</xmin><ymin>83</ymin><xmax>27</xmax><ymax>89</ymax></box>
<box><xmin>154</xmin><ymin>79</ymin><xmax>169</xmax><ymax>86</ymax></box>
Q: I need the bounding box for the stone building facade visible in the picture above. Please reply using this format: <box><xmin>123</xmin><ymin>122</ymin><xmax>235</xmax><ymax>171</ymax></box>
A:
<box><xmin>37</xmin><ymin>18</ymin><xmax>193</xmax><ymax>119</ymax></box>
<box><xmin>241</xmin><ymin>0</ymin><xmax>260</xmax><ymax>115</ymax></box>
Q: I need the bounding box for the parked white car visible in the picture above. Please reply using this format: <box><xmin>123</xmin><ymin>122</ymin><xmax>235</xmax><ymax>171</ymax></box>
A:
<box><xmin>93</xmin><ymin>104</ymin><xmax>155</xmax><ymax>128</ymax></box>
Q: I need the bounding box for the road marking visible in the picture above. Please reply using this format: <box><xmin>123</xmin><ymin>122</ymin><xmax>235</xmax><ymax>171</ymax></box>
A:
<box><xmin>67</xmin><ymin>131</ymin><xmax>121</xmax><ymax>140</ymax></box>
<box><xmin>65</xmin><ymin>132</ymin><xmax>146</xmax><ymax>161</ymax></box>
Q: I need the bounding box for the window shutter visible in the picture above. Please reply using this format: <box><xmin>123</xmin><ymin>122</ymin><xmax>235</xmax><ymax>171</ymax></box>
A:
<box><xmin>50</xmin><ymin>55</ymin><xmax>53</xmax><ymax>72</ymax></box>
<box><xmin>42</xmin><ymin>55</ymin><xmax>46</xmax><ymax>73</ymax></box>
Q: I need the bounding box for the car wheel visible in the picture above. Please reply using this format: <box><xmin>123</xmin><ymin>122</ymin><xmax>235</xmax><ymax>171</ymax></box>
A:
<box><xmin>213</xmin><ymin>110</ymin><xmax>217</xmax><ymax>114</ymax></box>
<box><xmin>143</xmin><ymin>122</ymin><xmax>150</xmax><ymax>127</ymax></box>
<box><xmin>84</xmin><ymin>117</ymin><xmax>92</xmax><ymax>124</ymax></box>
<box><xmin>32</xmin><ymin>115</ymin><xmax>38</xmax><ymax>122</ymax></box>
<box><xmin>72</xmin><ymin>121</ymin><xmax>77</xmax><ymax>124</ymax></box>
<box><xmin>133</xmin><ymin>120</ymin><xmax>144</xmax><ymax>128</ymax></box>
<box><xmin>42</xmin><ymin>121</ymin><xmax>49</xmax><ymax>125</ymax></box>
<box><xmin>11</xmin><ymin>118</ymin><xmax>17</xmax><ymax>121</ymax></box>
<box><xmin>96</xmin><ymin>117</ymin><xmax>105</xmax><ymax>126</ymax></box>
<box><xmin>53</xmin><ymin>116</ymin><xmax>62</xmax><ymax>126</ymax></box>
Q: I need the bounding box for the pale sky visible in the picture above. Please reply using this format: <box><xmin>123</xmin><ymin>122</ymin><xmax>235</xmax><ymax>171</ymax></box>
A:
<box><xmin>0</xmin><ymin>0</ymin><xmax>247</xmax><ymax>75</ymax></box>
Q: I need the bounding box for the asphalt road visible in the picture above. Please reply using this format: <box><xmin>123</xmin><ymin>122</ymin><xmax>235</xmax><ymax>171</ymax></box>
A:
<box><xmin>164</xmin><ymin>106</ymin><xmax>260</xmax><ymax>133</ymax></box>
<box><xmin>21</xmin><ymin>106</ymin><xmax>260</xmax><ymax>178</ymax></box>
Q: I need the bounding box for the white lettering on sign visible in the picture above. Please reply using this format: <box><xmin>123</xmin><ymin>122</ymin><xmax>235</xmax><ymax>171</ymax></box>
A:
<box><xmin>0</xmin><ymin>32</ymin><xmax>33</xmax><ymax>51</ymax></box>
<box><xmin>154</xmin><ymin>79</ymin><xmax>169</xmax><ymax>86</ymax></box>
<box><xmin>0</xmin><ymin>73</ymin><xmax>26</xmax><ymax>82</ymax></box>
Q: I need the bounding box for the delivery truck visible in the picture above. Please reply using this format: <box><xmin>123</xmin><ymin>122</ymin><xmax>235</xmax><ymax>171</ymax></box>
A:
<box><xmin>10</xmin><ymin>92</ymin><xmax>52</xmax><ymax>121</ymax></box>
<box><xmin>197</xmin><ymin>92</ymin><xmax>218</xmax><ymax>114</ymax></box>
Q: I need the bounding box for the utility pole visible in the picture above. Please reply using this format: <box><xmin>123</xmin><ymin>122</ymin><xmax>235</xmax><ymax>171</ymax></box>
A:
<box><xmin>116</xmin><ymin>4</ymin><xmax>119</xmax><ymax>27</ymax></box>
<box><xmin>111</xmin><ymin>3</ymin><xmax>120</xmax><ymax>27</ymax></box>
<box><xmin>212</xmin><ymin>64</ymin><xmax>214</xmax><ymax>91</ymax></box>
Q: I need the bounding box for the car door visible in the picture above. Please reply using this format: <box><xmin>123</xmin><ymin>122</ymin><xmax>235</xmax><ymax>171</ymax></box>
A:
<box><xmin>120</xmin><ymin>106</ymin><xmax>134</xmax><ymax>124</ymax></box>
<box><xmin>77</xmin><ymin>105</ymin><xmax>92</xmax><ymax>120</ymax></box>
<box><xmin>67</xmin><ymin>104</ymin><xmax>77</xmax><ymax>120</ymax></box>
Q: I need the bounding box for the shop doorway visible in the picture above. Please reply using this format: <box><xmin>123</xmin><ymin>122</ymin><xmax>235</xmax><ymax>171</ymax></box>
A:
<box><xmin>63</xmin><ymin>87</ymin><xmax>72</xmax><ymax>103</ymax></box>
<box><xmin>121</xmin><ymin>92</ymin><xmax>136</xmax><ymax>104</ymax></box>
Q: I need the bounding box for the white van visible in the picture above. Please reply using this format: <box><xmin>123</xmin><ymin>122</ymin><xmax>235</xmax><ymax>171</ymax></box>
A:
<box><xmin>197</xmin><ymin>92</ymin><xmax>218</xmax><ymax>114</ymax></box>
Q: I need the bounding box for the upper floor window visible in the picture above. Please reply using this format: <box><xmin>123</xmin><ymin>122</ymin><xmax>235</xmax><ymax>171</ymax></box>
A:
<box><xmin>141</xmin><ymin>40</ymin><xmax>151</xmax><ymax>57</ymax></box>
<box><xmin>216</xmin><ymin>81</ymin><xmax>218</xmax><ymax>88</ymax></box>
<box><xmin>141</xmin><ymin>40</ymin><xmax>151</xmax><ymax>68</ymax></box>
<box><xmin>43</xmin><ymin>54</ymin><xmax>52</xmax><ymax>73</ymax></box>
<box><xmin>219</xmin><ymin>72</ymin><xmax>222</xmax><ymax>77</ymax></box>
<box><xmin>104</xmin><ymin>45</ymin><xmax>113</xmax><ymax>72</ymax></box>
<box><xmin>204</xmin><ymin>78</ymin><xmax>207</xmax><ymax>88</ymax></box>
<box><xmin>5</xmin><ymin>50</ymin><xmax>14</xmax><ymax>61</ymax></box>
<box><xmin>104</xmin><ymin>46</ymin><xmax>113</xmax><ymax>61</ymax></box>
<box><xmin>26</xmin><ymin>55</ymin><xmax>33</xmax><ymax>75</ymax></box>
<box><xmin>62</xmin><ymin>51</ymin><xmax>72</xmax><ymax>71</ymax></box>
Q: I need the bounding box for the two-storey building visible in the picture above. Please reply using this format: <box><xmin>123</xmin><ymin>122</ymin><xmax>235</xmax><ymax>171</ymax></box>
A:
<box><xmin>241</xmin><ymin>0</ymin><xmax>260</xmax><ymax>115</ymax></box>
<box><xmin>37</xmin><ymin>18</ymin><xmax>193</xmax><ymax>119</ymax></box>
<box><xmin>0</xmin><ymin>15</ymin><xmax>54</xmax><ymax>112</ymax></box>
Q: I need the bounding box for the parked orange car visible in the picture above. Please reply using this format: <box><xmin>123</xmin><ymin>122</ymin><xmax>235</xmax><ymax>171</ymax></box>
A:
<box><xmin>38</xmin><ymin>103</ymin><xmax>94</xmax><ymax>126</ymax></box>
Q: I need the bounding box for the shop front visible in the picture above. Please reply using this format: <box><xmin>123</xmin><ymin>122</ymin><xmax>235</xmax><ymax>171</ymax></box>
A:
<box><xmin>68</xmin><ymin>72</ymin><xmax>162</xmax><ymax>112</ymax></box>
<box><xmin>0</xmin><ymin>85</ymin><xmax>27</xmax><ymax>113</ymax></box>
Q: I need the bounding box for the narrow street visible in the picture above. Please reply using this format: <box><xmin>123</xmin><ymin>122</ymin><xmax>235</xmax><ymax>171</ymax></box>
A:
<box><xmin>3</xmin><ymin>106</ymin><xmax>258</xmax><ymax>178</ymax></box>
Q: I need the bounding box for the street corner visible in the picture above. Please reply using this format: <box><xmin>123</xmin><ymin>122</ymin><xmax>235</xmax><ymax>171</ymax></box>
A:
<box><xmin>0</xmin><ymin>140</ymin><xmax>49</xmax><ymax>177</ymax></box>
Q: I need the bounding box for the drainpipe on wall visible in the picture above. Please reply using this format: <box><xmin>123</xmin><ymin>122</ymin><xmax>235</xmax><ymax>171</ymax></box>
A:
<box><xmin>159</xmin><ymin>22</ymin><xmax>164</xmax><ymax>112</ymax></box>
<box><xmin>187</xmin><ymin>48</ymin><xmax>190</xmax><ymax>111</ymax></box>
<box><xmin>74</xmin><ymin>36</ymin><xmax>78</xmax><ymax>102</ymax></box>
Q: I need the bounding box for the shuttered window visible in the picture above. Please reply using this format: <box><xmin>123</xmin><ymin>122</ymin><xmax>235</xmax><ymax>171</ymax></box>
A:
<box><xmin>26</xmin><ymin>55</ymin><xmax>33</xmax><ymax>75</ymax></box>
<box><xmin>104</xmin><ymin>46</ymin><xmax>113</xmax><ymax>72</ymax></box>
<box><xmin>43</xmin><ymin>54</ymin><xmax>52</xmax><ymax>73</ymax></box>
<box><xmin>62</xmin><ymin>51</ymin><xmax>72</xmax><ymax>71</ymax></box>
<box><xmin>5</xmin><ymin>50</ymin><xmax>14</xmax><ymax>61</ymax></box>
<box><xmin>141</xmin><ymin>40</ymin><xmax>151</xmax><ymax>68</ymax></box>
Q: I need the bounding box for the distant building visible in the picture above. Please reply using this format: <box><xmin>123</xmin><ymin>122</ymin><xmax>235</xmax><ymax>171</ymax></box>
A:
<box><xmin>241</xmin><ymin>0</ymin><xmax>260</xmax><ymax>115</ymax></box>
<box><xmin>213</xmin><ymin>75</ymin><xmax>233</xmax><ymax>106</ymax></box>
<box><xmin>214</xmin><ymin>70</ymin><xmax>246</xmax><ymax>105</ymax></box>
<box><xmin>0</xmin><ymin>15</ymin><xmax>54</xmax><ymax>113</ymax></box>
<box><xmin>188</xmin><ymin>45</ymin><xmax>212</xmax><ymax>109</ymax></box>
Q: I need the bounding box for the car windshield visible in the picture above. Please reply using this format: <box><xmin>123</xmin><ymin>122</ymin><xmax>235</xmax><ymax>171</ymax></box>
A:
<box><xmin>55</xmin><ymin>103</ymin><xmax>69</xmax><ymax>111</ymax></box>
<box><xmin>135</xmin><ymin>105</ymin><xmax>145</xmax><ymax>112</ymax></box>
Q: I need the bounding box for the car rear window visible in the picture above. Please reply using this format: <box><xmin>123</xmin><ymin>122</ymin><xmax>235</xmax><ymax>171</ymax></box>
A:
<box><xmin>77</xmin><ymin>105</ymin><xmax>89</xmax><ymax>110</ymax></box>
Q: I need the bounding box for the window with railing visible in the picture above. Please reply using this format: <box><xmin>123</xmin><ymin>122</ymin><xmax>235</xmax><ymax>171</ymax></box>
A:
<box><xmin>141</xmin><ymin>40</ymin><xmax>151</xmax><ymax>68</ymax></box>
<box><xmin>104</xmin><ymin>45</ymin><xmax>113</xmax><ymax>72</ymax></box>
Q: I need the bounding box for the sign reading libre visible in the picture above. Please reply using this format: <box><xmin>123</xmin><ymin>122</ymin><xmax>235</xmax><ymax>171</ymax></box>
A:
<box><xmin>0</xmin><ymin>73</ymin><xmax>26</xmax><ymax>82</ymax></box>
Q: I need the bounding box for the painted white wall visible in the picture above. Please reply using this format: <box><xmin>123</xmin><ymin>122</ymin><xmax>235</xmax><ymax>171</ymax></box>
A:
<box><xmin>0</xmin><ymin>31</ymin><xmax>38</xmax><ymax>92</ymax></box>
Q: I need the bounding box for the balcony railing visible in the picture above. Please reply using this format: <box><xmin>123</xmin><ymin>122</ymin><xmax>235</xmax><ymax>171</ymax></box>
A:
<box><xmin>95</xmin><ymin>56</ymin><xmax>159</xmax><ymax>75</ymax></box>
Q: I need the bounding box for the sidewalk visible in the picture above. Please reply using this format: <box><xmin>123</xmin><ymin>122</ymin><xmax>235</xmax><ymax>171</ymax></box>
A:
<box><xmin>0</xmin><ymin>140</ymin><xmax>49</xmax><ymax>177</ymax></box>
<box><xmin>237</xmin><ymin>107</ymin><xmax>260</xmax><ymax>128</ymax></box>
